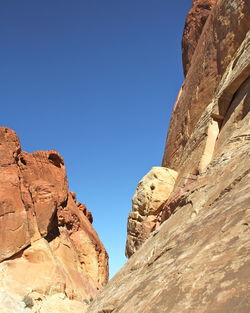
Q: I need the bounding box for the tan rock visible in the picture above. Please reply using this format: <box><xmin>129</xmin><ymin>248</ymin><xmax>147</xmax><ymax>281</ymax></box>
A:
<box><xmin>59</xmin><ymin>192</ymin><xmax>108</xmax><ymax>286</ymax></box>
<box><xmin>33</xmin><ymin>294</ymin><xmax>87</xmax><ymax>313</ymax></box>
<box><xmin>126</xmin><ymin>167</ymin><xmax>177</xmax><ymax>258</ymax></box>
<box><xmin>198</xmin><ymin>119</ymin><xmax>219</xmax><ymax>174</ymax></box>
<box><xmin>87</xmin><ymin>0</ymin><xmax>250</xmax><ymax>312</ymax></box>
<box><xmin>87</xmin><ymin>61</ymin><xmax>250</xmax><ymax>311</ymax></box>
<box><xmin>0</xmin><ymin>290</ymin><xmax>87</xmax><ymax>313</ymax></box>
<box><xmin>87</xmin><ymin>154</ymin><xmax>250</xmax><ymax>312</ymax></box>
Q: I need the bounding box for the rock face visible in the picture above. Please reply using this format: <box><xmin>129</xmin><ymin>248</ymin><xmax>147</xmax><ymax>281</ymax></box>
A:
<box><xmin>126</xmin><ymin>167</ymin><xmax>178</xmax><ymax>258</ymax></box>
<box><xmin>162</xmin><ymin>0</ymin><xmax>250</xmax><ymax>175</ymax></box>
<box><xmin>182</xmin><ymin>0</ymin><xmax>217</xmax><ymax>76</ymax></box>
<box><xmin>0</xmin><ymin>127</ymin><xmax>108</xmax><ymax>313</ymax></box>
<box><xmin>87</xmin><ymin>0</ymin><xmax>250</xmax><ymax>312</ymax></box>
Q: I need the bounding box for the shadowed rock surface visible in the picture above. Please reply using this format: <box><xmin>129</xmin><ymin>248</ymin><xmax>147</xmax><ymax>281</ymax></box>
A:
<box><xmin>87</xmin><ymin>0</ymin><xmax>250</xmax><ymax>312</ymax></box>
<box><xmin>0</xmin><ymin>127</ymin><xmax>108</xmax><ymax>313</ymax></box>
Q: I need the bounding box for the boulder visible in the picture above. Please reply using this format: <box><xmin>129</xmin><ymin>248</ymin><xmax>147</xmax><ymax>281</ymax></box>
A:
<box><xmin>126</xmin><ymin>167</ymin><xmax>177</xmax><ymax>258</ymax></box>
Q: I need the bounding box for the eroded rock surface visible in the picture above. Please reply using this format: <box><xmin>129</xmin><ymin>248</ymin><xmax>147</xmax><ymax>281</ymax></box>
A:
<box><xmin>162</xmin><ymin>0</ymin><xmax>250</xmax><ymax>174</ymax></box>
<box><xmin>126</xmin><ymin>167</ymin><xmax>177</xmax><ymax>258</ymax></box>
<box><xmin>182</xmin><ymin>0</ymin><xmax>217</xmax><ymax>76</ymax></box>
<box><xmin>87</xmin><ymin>0</ymin><xmax>250</xmax><ymax>312</ymax></box>
<box><xmin>88</xmin><ymin>144</ymin><xmax>250</xmax><ymax>312</ymax></box>
<box><xmin>0</xmin><ymin>127</ymin><xmax>108</xmax><ymax>313</ymax></box>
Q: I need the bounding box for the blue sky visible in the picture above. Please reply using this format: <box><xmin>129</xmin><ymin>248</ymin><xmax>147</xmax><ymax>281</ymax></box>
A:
<box><xmin>0</xmin><ymin>0</ymin><xmax>192</xmax><ymax>277</ymax></box>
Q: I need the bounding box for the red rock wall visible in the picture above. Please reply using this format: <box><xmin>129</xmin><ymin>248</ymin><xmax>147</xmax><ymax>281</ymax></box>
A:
<box><xmin>125</xmin><ymin>0</ymin><xmax>250</xmax><ymax>258</ymax></box>
<box><xmin>0</xmin><ymin>127</ymin><xmax>108</xmax><ymax>304</ymax></box>
<box><xmin>182</xmin><ymin>0</ymin><xmax>217</xmax><ymax>76</ymax></box>
<box><xmin>162</xmin><ymin>0</ymin><xmax>250</xmax><ymax>173</ymax></box>
<box><xmin>87</xmin><ymin>1</ymin><xmax>250</xmax><ymax>311</ymax></box>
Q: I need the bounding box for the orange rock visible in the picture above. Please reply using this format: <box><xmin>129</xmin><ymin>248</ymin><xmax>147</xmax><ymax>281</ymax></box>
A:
<box><xmin>70</xmin><ymin>191</ymin><xmax>93</xmax><ymax>223</ymax></box>
<box><xmin>0</xmin><ymin>127</ymin><xmax>30</xmax><ymax>261</ymax></box>
<box><xmin>162</xmin><ymin>0</ymin><xmax>250</xmax><ymax>176</ymax></box>
<box><xmin>182</xmin><ymin>0</ymin><xmax>217</xmax><ymax>76</ymax></box>
<box><xmin>0</xmin><ymin>127</ymin><xmax>108</xmax><ymax>310</ymax></box>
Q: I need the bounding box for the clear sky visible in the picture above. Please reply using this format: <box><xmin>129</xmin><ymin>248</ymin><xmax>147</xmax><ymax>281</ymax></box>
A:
<box><xmin>0</xmin><ymin>0</ymin><xmax>192</xmax><ymax>277</ymax></box>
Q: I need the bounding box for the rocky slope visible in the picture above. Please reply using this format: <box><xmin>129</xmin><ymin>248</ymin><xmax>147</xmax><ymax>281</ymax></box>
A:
<box><xmin>0</xmin><ymin>127</ymin><xmax>108</xmax><ymax>313</ymax></box>
<box><xmin>87</xmin><ymin>0</ymin><xmax>250</xmax><ymax>312</ymax></box>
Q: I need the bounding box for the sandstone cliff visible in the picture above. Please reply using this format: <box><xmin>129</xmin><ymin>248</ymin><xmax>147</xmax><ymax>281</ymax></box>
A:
<box><xmin>182</xmin><ymin>0</ymin><xmax>217</xmax><ymax>76</ymax></box>
<box><xmin>0</xmin><ymin>127</ymin><xmax>108</xmax><ymax>313</ymax></box>
<box><xmin>87</xmin><ymin>0</ymin><xmax>250</xmax><ymax>312</ymax></box>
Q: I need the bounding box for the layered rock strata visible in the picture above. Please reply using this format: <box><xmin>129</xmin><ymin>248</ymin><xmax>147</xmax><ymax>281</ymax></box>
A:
<box><xmin>126</xmin><ymin>167</ymin><xmax>178</xmax><ymax>258</ymax></box>
<box><xmin>0</xmin><ymin>127</ymin><xmax>108</xmax><ymax>313</ymax></box>
<box><xmin>87</xmin><ymin>0</ymin><xmax>250</xmax><ymax>312</ymax></box>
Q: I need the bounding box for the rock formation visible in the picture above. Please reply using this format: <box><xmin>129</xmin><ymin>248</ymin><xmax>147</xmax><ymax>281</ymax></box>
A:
<box><xmin>182</xmin><ymin>0</ymin><xmax>217</xmax><ymax>76</ymax></box>
<box><xmin>0</xmin><ymin>127</ymin><xmax>108</xmax><ymax>313</ymax></box>
<box><xmin>126</xmin><ymin>167</ymin><xmax>178</xmax><ymax>258</ymax></box>
<box><xmin>87</xmin><ymin>0</ymin><xmax>250</xmax><ymax>312</ymax></box>
<box><xmin>162</xmin><ymin>0</ymin><xmax>250</xmax><ymax>175</ymax></box>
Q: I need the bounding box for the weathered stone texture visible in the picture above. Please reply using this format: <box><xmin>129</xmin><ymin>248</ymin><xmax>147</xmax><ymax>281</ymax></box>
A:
<box><xmin>87</xmin><ymin>0</ymin><xmax>250</xmax><ymax>312</ymax></box>
<box><xmin>126</xmin><ymin>0</ymin><xmax>250</xmax><ymax>258</ymax></box>
<box><xmin>126</xmin><ymin>167</ymin><xmax>177</xmax><ymax>258</ymax></box>
<box><xmin>87</xmin><ymin>78</ymin><xmax>250</xmax><ymax>311</ymax></box>
<box><xmin>162</xmin><ymin>0</ymin><xmax>250</xmax><ymax>174</ymax></box>
<box><xmin>0</xmin><ymin>127</ymin><xmax>108</xmax><ymax>313</ymax></box>
<box><xmin>182</xmin><ymin>0</ymin><xmax>217</xmax><ymax>76</ymax></box>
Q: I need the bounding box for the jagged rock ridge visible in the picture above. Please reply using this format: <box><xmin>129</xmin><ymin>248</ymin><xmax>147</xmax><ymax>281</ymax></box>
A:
<box><xmin>87</xmin><ymin>0</ymin><xmax>250</xmax><ymax>312</ymax></box>
<box><xmin>0</xmin><ymin>127</ymin><xmax>108</xmax><ymax>313</ymax></box>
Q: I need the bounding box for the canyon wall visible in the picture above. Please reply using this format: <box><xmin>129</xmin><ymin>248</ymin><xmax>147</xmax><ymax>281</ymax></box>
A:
<box><xmin>0</xmin><ymin>127</ymin><xmax>108</xmax><ymax>313</ymax></box>
<box><xmin>87</xmin><ymin>0</ymin><xmax>250</xmax><ymax>312</ymax></box>
<box><xmin>182</xmin><ymin>0</ymin><xmax>217</xmax><ymax>76</ymax></box>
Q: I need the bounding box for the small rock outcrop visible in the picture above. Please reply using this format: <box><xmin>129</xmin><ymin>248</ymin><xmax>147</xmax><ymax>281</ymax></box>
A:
<box><xmin>0</xmin><ymin>127</ymin><xmax>108</xmax><ymax>313</ymax></box>
<box><xmin>87</xmin><ymin>0</ymin><xmax>250</xmax><ymax>312</ymax></box>
<box><xmin>126</xmin><ymin>167</ymin><xmax>177</xmax><ymax>258</ymax></box>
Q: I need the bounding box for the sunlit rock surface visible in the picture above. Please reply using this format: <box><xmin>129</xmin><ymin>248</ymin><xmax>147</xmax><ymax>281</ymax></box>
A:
<box><xmin>126</xmin><ymin>167</ymin><xmax>177</xmax><ymax>258</ymax></box>
<box><xmin>182</xmin><ymin>0</ymin><xmax>217</xmax><ymax>76</ymax></box>
<box><xmin>0</xmin><ymin>127</ymin><xmax>108</xmax><ymax>313</ymax></box>
<box><xmin>87</xmin><ymin>0</ymin><xmax>250</xmax><ymax>312</ymax></box>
